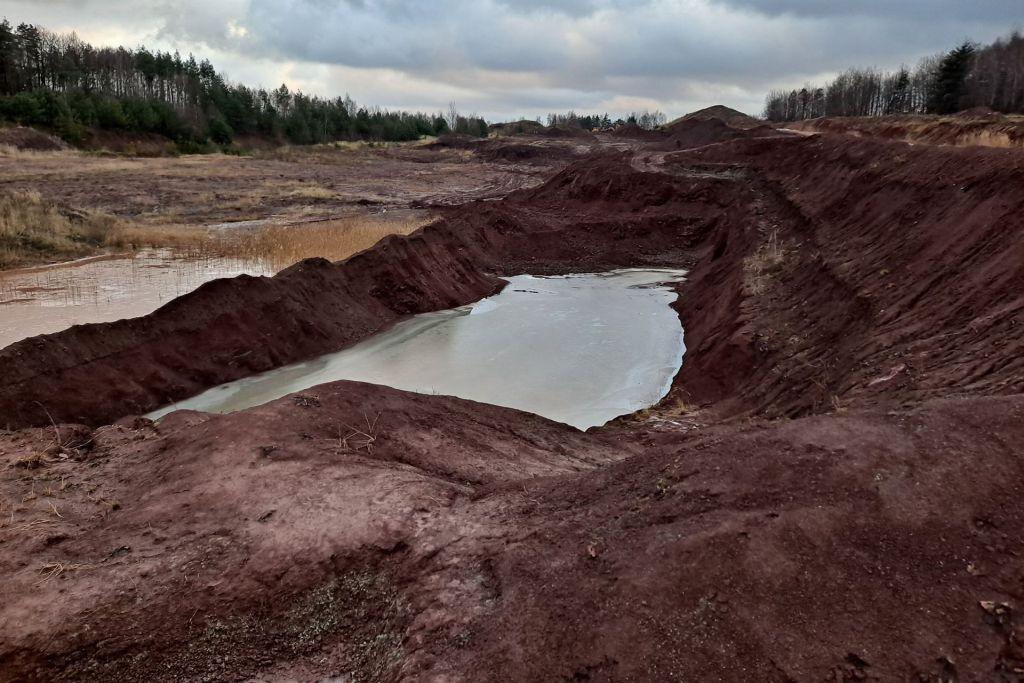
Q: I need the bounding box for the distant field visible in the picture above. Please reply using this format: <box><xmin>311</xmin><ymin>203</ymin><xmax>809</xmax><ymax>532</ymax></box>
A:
<box><xmin>0</xmin><ymin>138</ymin><xmax>555</xmax><ymax>270</ymax></box>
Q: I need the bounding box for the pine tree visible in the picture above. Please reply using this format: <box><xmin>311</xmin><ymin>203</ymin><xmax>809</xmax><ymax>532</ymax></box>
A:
<box><xmin>927</xmin><ymin>42</ymin><xmax>977</xmax><ymax>114</ymax></box>
<box><xmin>0</xmin><ymin>20</ymin><xmax>17</xmax><ymax>95</ymax></box>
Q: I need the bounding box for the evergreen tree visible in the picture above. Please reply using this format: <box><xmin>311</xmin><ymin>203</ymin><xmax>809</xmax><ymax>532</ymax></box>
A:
<box><xmin>927</xmin><ymin>42</ymin><xmax>977</xmax><ymax>114</ymax></box>
<box><xmin>0</xmin><ymin>21</ymin><xmax>461</xmax><ymax>147</ymax></box>
<box><xmin>0</xmin><ymin>20</ymin><xmax>17</xmax><ymax>95</ymax></box>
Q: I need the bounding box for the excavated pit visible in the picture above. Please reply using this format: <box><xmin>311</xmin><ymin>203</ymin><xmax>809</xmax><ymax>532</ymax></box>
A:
<box><xmin>2</xmin><ymin>131</ymin><xmax>1023</xmax><ymax>681</ymax></box>
<box><xmin>146</xmin><ymin>269</ymin><xmax>688</xmax><ymax>430</ymax></box>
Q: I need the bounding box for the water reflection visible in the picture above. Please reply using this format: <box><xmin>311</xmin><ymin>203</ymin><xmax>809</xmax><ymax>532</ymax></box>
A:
<box><xmin>0</xmin><ymin>249</ymin><xmax>273</xmax><ymax>349</ymax></box>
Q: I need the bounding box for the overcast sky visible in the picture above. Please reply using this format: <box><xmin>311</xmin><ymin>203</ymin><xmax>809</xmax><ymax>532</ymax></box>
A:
<box><xmin>2</xmin><ymin>1</ymin><xmax>1021</xmax><ymax>120</ymax></box>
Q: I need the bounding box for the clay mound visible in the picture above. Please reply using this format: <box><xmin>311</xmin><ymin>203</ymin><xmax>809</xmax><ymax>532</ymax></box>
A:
<box><xmin>489</xmin><ymin>120</ymin><xmax>546</xmax><ymax>136</ymax></box>
<box><xmin>609</xmin><ymin>123</ymin><xmax>666</xmax><ymax>140</ymax></box>
<box><xmin>426</xmin><ymin>133</ymin><xmax>483</xmax><ymax>150</ymax></box>
<box><xmin>676</xmin><ymin>133</ymin><xmax>1024</xmax><ymax>416</ymax></box>
<box><xmin>0</xmin><ymin>125</ymin><xmax>69</xmax><ymax>151</ymax></box>
<box><xmin>661</xmin><ymin>118</ymin><xmax>752</xmax><ymax>149</ymax></box>
<box><xmin>668</xmin><ymin>104</ymin><xmax>761</xmax><ymax>130</ymax></box>
<box><xmin>956</xmin><ymin>106</ymin><xmax>1000</xmax><ymax>119</ymax></box>
<box><xmin>476</xmin><ymin>141</ymin><xmax>579</xmax><ymax>163</ymax></box>
<box><xmin>539</xmin><ymin>125</ymin><xmax>595</xmax><ymax>140</ymax></box>
<box><xmin>520</xmin><ymin>152</ymin><xmax>679</xmax><ymax>207</ymax></box>
<box><xmin>659</xmin><ymin>118</ymin><xmax>787</xmax><ymax>151</ymax></box>
<box><xmin>0</xmin><ymin>234</ymin><xmax>504</xmax><ymax>428</ymax></box>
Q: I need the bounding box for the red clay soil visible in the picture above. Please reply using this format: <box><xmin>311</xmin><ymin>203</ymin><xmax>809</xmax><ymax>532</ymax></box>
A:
<box><xmin>605</xmin><ymin>116</ymin><xmax>788</xmax><ymax>150</ymax></box>
<box><xmin>659</xmin><ymin>117</ymin><xmax>788</xmax><ymax>150</ymax></box>
<box><xmin>475</xmin><ymin>139</ymin><xmax>582</xmax><ymax>164</ymax></box>
<box><xmin>2</xmin><ymin>130</ymin><xmax>1024</xmax><ymax>680</ymax></box>
<box><xmin>675</xmin><ymin>134</ymin><xmax>1024</xmax><ymax>415</ymax></box>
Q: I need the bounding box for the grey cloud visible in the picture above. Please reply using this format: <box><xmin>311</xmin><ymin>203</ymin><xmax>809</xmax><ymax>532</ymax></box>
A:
<box><xmin>3</xmin><ymin>0</ymin><xmax>1022</xmax><ymax>120</ymax></box>
<box><xmin>231</xmin><ymin>0</ymin><xmax>1018</xmax><ymax>85</ymax></box>
<box><xmin>718</xmin><ymin>0</ymin><xmax>1024</xmax><ymax>21</ymax></box>
<box><xmin>239</xmin><ymin>0</ymin><xmax>571</xmax><ymax>71</ymax></box>
<box><xmin>491</xmin><ymin>0</ymin><xmax>639</xmax><ymax>17</ymax></box>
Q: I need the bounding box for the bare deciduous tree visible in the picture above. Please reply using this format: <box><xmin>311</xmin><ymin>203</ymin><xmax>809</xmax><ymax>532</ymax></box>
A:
<box><xmin>764</xmin><ymin>31</ymin><xmax>1024</xmax><ymax>121</ymax></box>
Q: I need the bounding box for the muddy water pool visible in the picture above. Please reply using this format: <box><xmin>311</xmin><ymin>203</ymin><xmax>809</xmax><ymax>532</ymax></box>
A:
<box><xmin>149</xmin><ymin>269</ymin><xmax>687</xmax><ymax>430</ymax></box>
<box><xmin>0</xmin><ymin>249</ymin><xmax>273</xmax><ymax>349</ymax></box>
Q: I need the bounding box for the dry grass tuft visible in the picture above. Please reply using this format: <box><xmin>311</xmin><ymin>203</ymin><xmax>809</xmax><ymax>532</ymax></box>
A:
<box><xmin>13</xmin><ymin>452</ymin><xmax>50</xmax><ymax>470</ymax></box>
<box><xmin>105</xmin><ymin>223</ymin><xmax>216</xmax><ymax>253</ymax></box>
<box><xmin>287</xmin><ymin>183</ymin><xmax>336</xmax><ymax>200</ymax></box>
<box><xmin>0</xmin><ymin>145</ymin><xmax>75</xmax><ymax>159</ymax></box>
<box><xmin>256</xmin><ymin>138</ymin><xmax>435</xmax><ymax>164</ymax></box>
<box><xmin>224</xmin><ymin>215</ymin><xmax>432</xmax><ymax>270</ymax></box>
<box><xmin>338</xmin><ymin>412</ymin><xmax>382</xmax><ymax>454</ymax></box>
<box><xmin>959</xmin><ymin>130</ymin><xmax>1020</xmax><ymax>148</ymax></box>
<box><xmin>36</xmin><ymin>561</ymin><xmax>90</xmax><ymax>585</ymax></box>
<box><xmin>0</xmin><ymin>191</ymin><xmax>208</xmax><ymax>268</ymax></box>
<box><xmin>0</xmin><ymin>191</ymin><xmax>95</xmax><ymax>267</ymax></box>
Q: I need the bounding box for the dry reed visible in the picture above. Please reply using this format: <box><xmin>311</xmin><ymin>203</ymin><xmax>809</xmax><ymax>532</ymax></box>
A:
<box><xmin>1</xmin><ymin>188</ymin><xmax>432</xmax><ymax>271</ymax></box>
<box><xmin>220</xmin><ymin>215</ymin><xmax>431</xmax><ymax>271</ymax></box>
<box><xmin>0</xmin><ymin>191</ymin><xmax>213</xmax><ymax>268</ymax></box>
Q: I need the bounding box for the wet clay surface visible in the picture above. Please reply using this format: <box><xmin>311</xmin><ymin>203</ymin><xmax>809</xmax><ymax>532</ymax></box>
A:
<box><xmin>2</xmin><ymin>123</ymin><xmax>1024</xmax><ymax>680</ymax></box>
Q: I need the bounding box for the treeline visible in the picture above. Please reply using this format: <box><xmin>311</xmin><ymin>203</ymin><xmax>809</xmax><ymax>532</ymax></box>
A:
<box><xmin>0</xmin><ymin>20</ymin><xmax>487</xmax><ymax>148</ymax></box>
<box><xmin>545</xmin><ymin>109</ymin><xmax>667</xmax><ymax>131</ymax></box>
<box><xmin>765</xmin><ymin>32</ymin><xmax>1024</xmax><ymax>121</ymax></box>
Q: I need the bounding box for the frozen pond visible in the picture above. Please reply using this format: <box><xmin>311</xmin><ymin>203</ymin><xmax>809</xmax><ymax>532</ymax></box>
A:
<box><xmin>149</xmin><ymin>269</ymin><xmax>687</xmax><ymax>430</ymax></box>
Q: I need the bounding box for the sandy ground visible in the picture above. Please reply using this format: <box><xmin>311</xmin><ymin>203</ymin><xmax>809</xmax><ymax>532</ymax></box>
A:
<box><xmin>0</xmin><ymin>140</ymin><xmax>576</xmax><ymax>229</ymax></box>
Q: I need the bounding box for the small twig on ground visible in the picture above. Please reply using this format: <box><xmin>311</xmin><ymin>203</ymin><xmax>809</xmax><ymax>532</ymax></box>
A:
<box><xmin>35</xmin><ymin>561</ymin><xmax>89</xmax><ymax>586</ymax></box>
<box><xmin>13</xmin><ymin>452</ymin><xmax>48</xmax><ymax>470</ymax></box>
<box><xmin>33</xmin><ymin>401</ymin><xmax>61</xmax><ymax>452</ymax></box>
<box><xmin>339</xmin><ymin>411</ymin><xmax>382</xmax><ymax>453</ymax></box>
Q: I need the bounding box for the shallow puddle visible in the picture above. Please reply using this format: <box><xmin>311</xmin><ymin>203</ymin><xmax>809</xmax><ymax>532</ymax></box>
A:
<box><xmin>0</xmin><ymin>249</ymin><xmax>273</xmax><ymax>350</ymax></box>
<box><xmin>149</xmin><ymin>269</ymin><xmax>687</xmax><ymax>430</ymax></box>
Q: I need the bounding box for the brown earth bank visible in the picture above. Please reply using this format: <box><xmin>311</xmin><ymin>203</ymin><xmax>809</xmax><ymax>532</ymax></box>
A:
<box><xmin>1</xmin><ymin>129</ymin><xmax>1023</xmax><ymax>680</ymax></box>
<box><xmin>783</xmin><ymin>110</ymin><xmax>1024</xmax><ymax>149</ymax></box>
<box><xmin>0</xmin><ymin>126</ymin><xmax>70</xmax><ymax>152</ymax></box>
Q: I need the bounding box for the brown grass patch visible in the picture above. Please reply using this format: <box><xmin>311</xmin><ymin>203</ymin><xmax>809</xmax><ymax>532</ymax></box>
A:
<box><xmin>223</xmin><ymin>215</ymin><xmax>432</xmax><ymax>271</ymax></box>
<box><xmin>1</xmin><ymin>188</ymin><xmax>433</xmax><ymax>272</ymax></box>
<box><xmin>286</xmin><ymin>183</ymin><xmax>336</xmax><ymax>200</ymax></box>
<box><xmin>0</xmin><ymin>145</ymin><xmax>76</xmax><ymax>159</ymax></box>
<box><xmin>0</xmin><ymin>191</ymin><xmax>213</xmax><ymax>269</ymax></box>
<box><xmin>958</xmin><ymin>130</ymin><xmax>1020</xmax><ymax>148</ymax></box>
<box><xmin>255</xmin><ymin>138</ymin><xmax>436</xmax><ymax>165</ymax></box>
<box><xmin>0</xmin><ymin>191</ymin><xmax>110</xmax><ymax>268</ymax></box>
<box><xmin>106</xmin><ymin>224</ymin><xmax>216</xmax><ymax>252</ymax></box>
